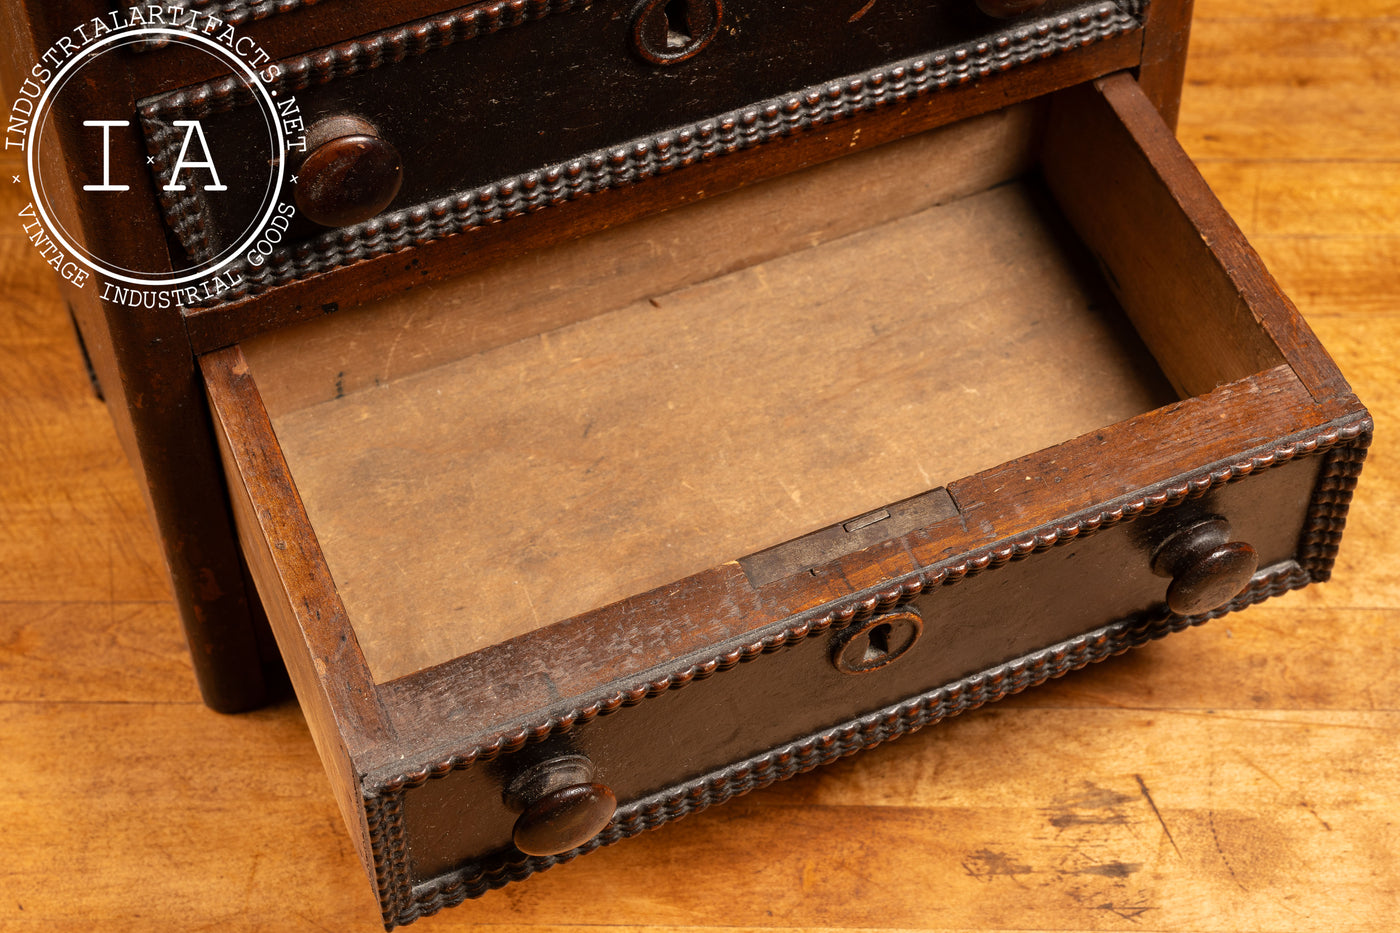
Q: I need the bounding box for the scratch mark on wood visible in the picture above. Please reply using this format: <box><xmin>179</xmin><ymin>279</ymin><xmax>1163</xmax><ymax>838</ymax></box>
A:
<box><xmin>1236</xmin><ymin>751</ymin><xmax>1284</xmax><ymax>789</ymax></box>
<box><xmin>1208</xmin><ymin>810</ymin><xmax>1249</xmax><ymax>892</ymax></box>
<box><xmin>107</xmin><ymin>541</ymin><xmax>116</xmax><ymax>633</ymax></box>
<box><xmin>518</xmin><ymin>581</ymin><xmax>542</xmax><ymax>627</ymax></box>
<box><xmin>1096</xmin><ymin>903</ymin><xmax>1152</xmax><ymax>922</ymax></box>
<box><xmin>1299</xmin><ymin>799</ymin><xmax>1333</xmax><ymax>831</ymax></box>
<box><xmin>1134</xmin><ymin>773</ymin><xmax>1182</xmax><ymax>858</ymax></box>
<box><xmin>290</xmin><ymin>908</ymin><xmax>339</xmax><ymax>933</ymax></box>
<box><xmin>1079</xmin><ymin>861</ymin><xmax>1142</xmax><ymax>878</ymax></box>
<box><xmin>1050</xmin><ymin>811</ymin><xmax>1131</xmax><ymax>828</ymax></box>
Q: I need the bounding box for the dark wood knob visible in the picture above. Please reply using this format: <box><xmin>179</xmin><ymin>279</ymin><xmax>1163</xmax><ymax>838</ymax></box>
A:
<box><xmin>1151</xmin><ymin>517</ymin><xmax>1259</xmax><ymax>616</ymax></box>
<box><xmin>295</xmin><ymin>115</ymin><xmax>402</xmax><ymax>228</ymax></box>
<box><xmin>975</xmin><ymin>0</ymin><xmax>1050</xmax><ymax>17</ymax></box>
<box><xmin>506</xmin><ymin>755</ymin><xmax>616</xmax><ymax>857</ymax></box>
<box><xmin>513</xmin><ymin>783</ymin><xmax>618</xmax><ymax>857</ymax></box>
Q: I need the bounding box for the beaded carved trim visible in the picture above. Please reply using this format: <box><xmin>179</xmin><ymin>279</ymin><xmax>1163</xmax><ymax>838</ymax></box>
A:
<box><xmin>363</xmin><ymin>413</ymin><xmax>1372</xmax><ymax>926</ymax></box>
<box><xmin>120</xmin><ymin>0</ymin><xmax>329</xmax><ymax>51</ymax></box>
<box><xmin>381</xmin><ymin>563</ymin><xmax>1314</xmax><ymax>926</ymax></box>
<box><xmin>371</xmin><ymin>415</ymin><xmax>1373</xmax><ymax>784</ymax></box>
<box><xmin>364</xmin><ymin>788</ymin><xmax>412</xmax><ymax>928</ymax></box>
<box><xmin>138</xmin><ymin>0</ymin><xmax>1142</xmax><ymax>301</ymax></box>
<box><xmin>137</xmin><ymin>0</ymin><xmax>593</xmax><ymax>265</ymax></box>
<box><xmin>1298</xmin><ymin>429</ymin><xmax>1371</xmax><ymax>579</ymax></box>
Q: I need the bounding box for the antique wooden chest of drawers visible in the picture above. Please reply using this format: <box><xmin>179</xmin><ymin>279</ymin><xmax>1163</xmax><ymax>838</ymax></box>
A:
<box><xmin>3</xmin><ymin>0</ymin><xmax>1370</xmax><ymax>926</ymax></box>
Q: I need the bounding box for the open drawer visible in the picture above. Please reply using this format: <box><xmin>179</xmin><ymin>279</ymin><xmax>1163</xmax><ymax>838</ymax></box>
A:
<box><xmin>201</xmin><ymin>74</ymin><xmax>1370</xmax><ymax>927</ymax></box>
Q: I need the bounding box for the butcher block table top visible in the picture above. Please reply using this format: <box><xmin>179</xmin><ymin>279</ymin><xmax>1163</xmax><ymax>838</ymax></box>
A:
<box><xmin>2</xmin><ymin>1</ymin><xmax>1397</xmax><ymax>929</ymax></box>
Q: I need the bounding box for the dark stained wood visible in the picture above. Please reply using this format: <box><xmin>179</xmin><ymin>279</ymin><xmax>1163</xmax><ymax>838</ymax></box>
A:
<box><xmin>196</xmin><ymin>68</ymin><xmax>1375</xmax><ymax>905</ymax></box>
<box><xmin>0</xmin><ymin>0</ymin><xmax>1179</xmax><ymax>716</ymax></box>
<box><xmin>389</xmin><ymin>438</ymin><xmax>1341</xmax><ymax>897</ymax></box>
<box><xmin>295</xmin><ymin>120</ymin><xmax>404</xmax><ymax>229</ymax></box>
<box><xmin>3</xmin><ymin>0</ymin><xmax>1378</xmax><ymax>926</ymax></box>
<box><xmin>512</xmin><ymin>783</ymin><xmax>619</xmax><ymax>857</ymax></box>
<box><xmin>1049</xmin><ymin>73</ymin><xmax>1353</xmax><ymax>403</ymax></box>
<box><xmin>976</xmin><ymin>0</ymin><xmax>1053</xmax><ymax>17</ymax></box>
<box><xmin>628</xmin><ymin>0</ymin><xmax>723</xmax><ymax>65</ymax></box>
<box><xmin>4</xmin><ymin>7</ymin><xmax>1397</xmax><ymax>928</ymax></box>
<box><xmin>1150</xmin><ymin>517</ymin><xmax>1261</xmax><ymax>615</ymax></box>
<box><xmin>296</xmin><ymin>71</ymin><xmax>1366</xmax><ymax>914</ymax></box>
<box><xmin>0</xmin><ymin>0</ymin><xmax>276</xmax><ymax>712</ymax></box>
<box><xmin>184</xmin><ymin>31</ymin><xmax>1145</xmax><ymax>352</ymax></box>
<box><xmin>1136</xmin><ymin>0</ymin><xmax>1196</xmax><ymax>128</ymax></box>
<box><xmin>378</xmin><ymin>364</ymin><xmax>1362</xmax><ymax>758</ymax></box>
<box><xmin>72</xmin><ymin>0</ymin><xmax>573</xmax><ymax>95</ymax></box>
<box><xmin>148</xmin><ymin>0</ymin><xmax>1133</xmax><ymax>286</ymax></box>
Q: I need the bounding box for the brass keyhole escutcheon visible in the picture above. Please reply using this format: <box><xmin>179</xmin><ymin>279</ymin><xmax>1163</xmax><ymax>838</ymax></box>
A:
<box><xmin>832</xmin><ymin>609</ymin><xmax>923</xmax><ymax>674</ymax></box>
<box><xmin>630</xmin><ymin>0</ymin><xmax>723</xmax><ymax>65</ymax></box>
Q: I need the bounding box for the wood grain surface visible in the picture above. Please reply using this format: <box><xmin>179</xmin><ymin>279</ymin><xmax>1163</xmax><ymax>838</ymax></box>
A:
<box><xmin>267</xmin><ymin>178</ymin><xmax>1171</xmax><ymax>682</ymax></box>
<box><xmin>2</xmin><ymin>3</ymin><xmax>1397</xmax><ymax>930</ymax></box>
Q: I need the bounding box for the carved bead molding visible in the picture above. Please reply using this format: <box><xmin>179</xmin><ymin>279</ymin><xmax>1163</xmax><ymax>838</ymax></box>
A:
<box><xmin>121</xmin><ymin>0</ymin><xmax>323</xmax><ymax>29</ymax></box>
<box><xmin>139</xmin><ymin>1</ymin><xmax>1143</xmax><ymax>303</ymax></box>
<box><xmin>362</xmin><ymin>414</ymin><xmax>1371</xmax><ymax>928</ymax></box>
<box><xmin>119</xmin><ymin>0</ymin><xmax>331</xmax><ymax>53</ymax></box>
<box><xmin>138</xmin><ymin>0</ymin><xmax>591</xmax><ymax>268</ymax></box>
<box><xmin>380</xmin><ymin>570</ymin><xmax>1308</xmax><ymax>927</ymax></box>
<box><xmin>1298</xmin><ymin>434</ymin><xmax>1370</xmax><ymax>579</ymax></box>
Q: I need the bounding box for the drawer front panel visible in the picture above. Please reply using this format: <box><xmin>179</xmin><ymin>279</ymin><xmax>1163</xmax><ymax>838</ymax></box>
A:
<box><xmin>140</xmin><ymin>0</ymin><xmax>1142</xmax><ymax>291</ymax></box>
<box><xmin>396</xmin><ymin>451</ymin><xmax>1321</xmax><ymax>888</ymax></box>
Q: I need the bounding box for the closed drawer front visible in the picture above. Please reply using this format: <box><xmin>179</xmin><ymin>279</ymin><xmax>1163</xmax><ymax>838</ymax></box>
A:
<box><xmin>202</xmin><ymin>74</ymin><xmax>1369</xmax><ymax>928</ymax></box>
<box><xmin>139</xmin><ymin>0</ymin><xmax>1142</xmax><ymax>300</ymax></box>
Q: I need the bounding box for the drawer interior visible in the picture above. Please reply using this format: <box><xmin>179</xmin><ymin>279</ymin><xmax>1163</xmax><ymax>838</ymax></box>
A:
<box><xmin>236</xmin><ymin>82</ymin><xmax>1288</xmax><ymax>684</ymax></box>
<box><xmin>199</xmin><ymin>71</ymin><xmax>1365</xmax><ymax>925</ymax></box>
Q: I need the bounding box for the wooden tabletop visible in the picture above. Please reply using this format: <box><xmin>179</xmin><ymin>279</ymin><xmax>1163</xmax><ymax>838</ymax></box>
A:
<box><xmin>3</xmin><ymin>2</ymin><xmax>1396</xmax><ymax>929</ymax></box>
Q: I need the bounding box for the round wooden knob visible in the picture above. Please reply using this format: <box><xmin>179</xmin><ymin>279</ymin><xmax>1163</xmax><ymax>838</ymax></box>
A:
<box><xmin>506</xmin><ymin>755</ymin><xmax>616</xmax><ymax>857</ymax></box>
<box><xmin>295</xmin><ymin>115</ymin><xmax>402</xmax><ymax>228</ymax></box>
<box><xmin>1151</xmin><ymin>517</ymin><xmax>1259</xmax><ymax>616</ymax></box>
<box><xmin>513</xmin><ymin>783</ymin><xmax>618</xmax><ymax>857</ymax></box>
<box><xmin>975</xmin><ymin>0</ymin><xmax>1050</xmax><ymax>17</ymax></box>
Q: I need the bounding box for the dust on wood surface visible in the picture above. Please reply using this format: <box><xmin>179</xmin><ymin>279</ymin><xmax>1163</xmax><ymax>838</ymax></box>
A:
<box><xmin>3</xmin><ymin>2</ymin><xmax>1398</xmax><ymax>929</ymax></box>
<box><xmin>243</xmin><ymin>104</ymin><xmax>1041</xmax><ymax>417</ymax></box>
<box><xmin>271</xmin><ymin>181</ymin><xmax>1170</xmax><ymax>682</ymax></box>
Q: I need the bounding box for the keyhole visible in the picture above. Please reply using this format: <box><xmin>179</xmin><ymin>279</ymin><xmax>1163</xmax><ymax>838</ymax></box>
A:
<box><xmin>630</xmin><ymin>0</ymin><xmax>722</xmax><ymax>65</ymax></box>
<box><xmin>664</xmin><ymin>0</ymin><xmax>691</xmax><ymax>47</ymax></box>
<box><xmin>832</xmin><ymin>610</ymin><xmax>923</xmax><ymax>674</ymax></box>
<box><xmin>863</xmin><ymin>622</ymin><xmax>893</xmax><ymax>665</ymax></box>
